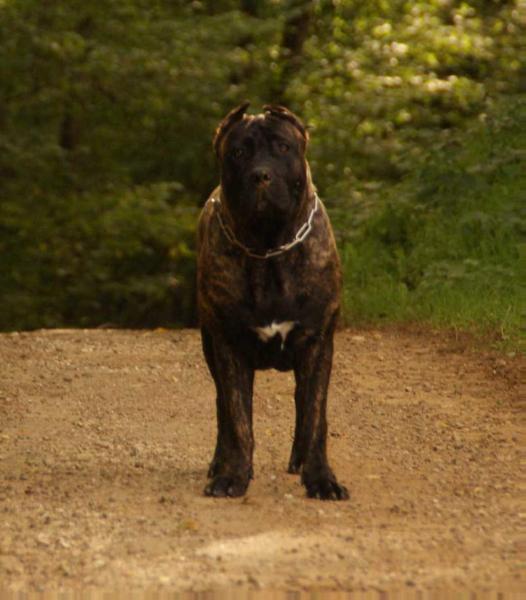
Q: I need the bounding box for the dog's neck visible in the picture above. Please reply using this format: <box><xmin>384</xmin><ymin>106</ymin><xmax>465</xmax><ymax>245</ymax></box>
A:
<box><xmin>219</xmin><ymin>185</ymin><xmax>316</xmax><ymax>254</ymax></box>
<box><xmin>219</xmin><ymin>164</ymin><xmax>317</xmax><ymax>254</ymax></box>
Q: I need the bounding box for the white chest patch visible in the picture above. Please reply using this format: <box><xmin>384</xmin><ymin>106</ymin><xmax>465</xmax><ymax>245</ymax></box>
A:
<box><xmin>253</xmin><ymin>321</ymin><xmax>296</xmax><ymax>349</ymax></box>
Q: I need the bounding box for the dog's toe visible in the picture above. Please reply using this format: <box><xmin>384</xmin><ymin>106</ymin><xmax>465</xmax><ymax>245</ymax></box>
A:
<box><xmin>287</xmin><ymin>461</ymin><xmax>301</xmax><ymax>475</ymax></box>
<box><xmin>304</xmin><ymin>475</ymin><xmax>349</xmax><ymax>501</ymax></box>
<box><xmin>325</xmin><ymin>481</ymin><xmax>349</xmax><ymax>500</ymax></box>
<box><xmin>204</xmin><ymin>475</ymin><xmax>249</xmax><ymax>498</ymax></box>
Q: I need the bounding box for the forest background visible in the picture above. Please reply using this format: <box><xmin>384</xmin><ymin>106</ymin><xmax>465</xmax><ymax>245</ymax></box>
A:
<box><xmin>1</xmin><ymin>0</ymin><xmax>524</xmax><ymax>347</ymax></box>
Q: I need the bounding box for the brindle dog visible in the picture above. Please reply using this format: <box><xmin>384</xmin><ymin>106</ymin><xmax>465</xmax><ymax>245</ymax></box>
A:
<box><xmin>197</xmin><ymin>102</ymin><xmax>348</xmax><ymax>500</ymax></box>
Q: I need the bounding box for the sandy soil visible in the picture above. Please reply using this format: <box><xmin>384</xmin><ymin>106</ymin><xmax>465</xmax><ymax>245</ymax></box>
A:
<box><xmin>0</xmin><ymin>327</ymin><xmax>523</xmax><ymax>597</ymax></box>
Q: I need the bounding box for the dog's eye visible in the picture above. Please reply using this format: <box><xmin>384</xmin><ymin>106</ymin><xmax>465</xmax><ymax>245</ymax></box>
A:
<box><xmin>231</xmin><ymin>148</ymin><xmax>245</xmax><ymax>159</ymax></box>
<box><xmin>278</xmin><ymin>143</ymin><xmax>290</xmax><ymax>153</ymax></box>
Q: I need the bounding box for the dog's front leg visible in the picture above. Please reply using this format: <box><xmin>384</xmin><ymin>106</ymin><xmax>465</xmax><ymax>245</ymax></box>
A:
<box><xmin>204</xmin><ymin>333</ymin><xmax>254</xmax><ymax>498</ymax></box>
<box><xmin>291</xmin><ymin>324</ymin><xmax>349</xmax><ymax>501</ymax></box>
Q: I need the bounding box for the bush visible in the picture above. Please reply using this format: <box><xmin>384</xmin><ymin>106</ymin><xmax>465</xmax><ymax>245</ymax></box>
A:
<box><xmin>339</xmin><ymin>95</ymin><xmax>526</xmax><ymax>345</ymax></box>
<box><xmin>0</xmin><ymin>184</ymin><xmax>197</xmax><ymax>329</ymax></box>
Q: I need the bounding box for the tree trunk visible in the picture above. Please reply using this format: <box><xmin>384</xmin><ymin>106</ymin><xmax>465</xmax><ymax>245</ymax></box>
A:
<box><xmin>271</xmin><ymin>0</ymin><xmax>314</xmax><ymax>105</ymax></box>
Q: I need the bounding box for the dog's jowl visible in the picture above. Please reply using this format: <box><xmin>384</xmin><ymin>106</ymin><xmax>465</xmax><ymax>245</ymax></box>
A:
<box><xmin>197</xmin><ymin>103</ymin><xmax>349</xmax><ymax>500</ymax></box>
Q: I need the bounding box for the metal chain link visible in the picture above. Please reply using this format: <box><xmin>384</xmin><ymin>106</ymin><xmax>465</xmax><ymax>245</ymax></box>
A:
<box><xmin>211</xmin><ymin>193</ymin><xmax>319</xmax><ymax>260</ymax></box>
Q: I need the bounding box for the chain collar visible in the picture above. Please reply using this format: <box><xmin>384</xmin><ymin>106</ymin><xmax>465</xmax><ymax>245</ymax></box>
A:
<box><xmin>211</xmin><ymin>193</ymin><xmax>319</xmax><ymax>259</ymax></box>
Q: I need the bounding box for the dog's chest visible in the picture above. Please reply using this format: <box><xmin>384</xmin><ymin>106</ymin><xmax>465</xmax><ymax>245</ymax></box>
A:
<box><xmin>253</xmin><ymin>320</ymin><xmax>296</xmax><ymax>349</ymax></box>
<box><xmin>247</xmin><ymin>261</ymin><xmax>301</xmax><ymax>346</ymax></box>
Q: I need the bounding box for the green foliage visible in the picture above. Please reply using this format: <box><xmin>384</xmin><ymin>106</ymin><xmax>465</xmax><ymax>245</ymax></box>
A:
<box><xmin>0</xmin><ymin>0</ymin><xmax>279</xmax><ymax>196</ymax></box>
<box><xmin>288</xmin><ymin>0</ymin><xmax>525</xmax><ymax>201</ymax></box>
<box><xmin>339</xmin><ymin>96</ymin><xmax>526</xmax><ymax>346</ymax></box>
<box><xmin>0</xmin><ymin>184</ymin><xmax>197</xmax><ymax>329</ymax></box>
<box><xmin>0</xmin><ymin>0</ymin><xmax>524</xmax><ymax>341</ymax></box>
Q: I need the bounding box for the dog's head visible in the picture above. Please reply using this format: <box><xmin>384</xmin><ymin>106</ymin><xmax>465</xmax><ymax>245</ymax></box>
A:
<box><xmin>213</xmin><ymin>102</ymin><xmax>311</xmax><ymax>235</ymax></box>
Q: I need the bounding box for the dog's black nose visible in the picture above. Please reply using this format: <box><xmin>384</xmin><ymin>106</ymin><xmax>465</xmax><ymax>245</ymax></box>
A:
<box><xmin>251</xmin><ymin>168</ymin><xmax>272</xmax><ymax>185</ymax></box>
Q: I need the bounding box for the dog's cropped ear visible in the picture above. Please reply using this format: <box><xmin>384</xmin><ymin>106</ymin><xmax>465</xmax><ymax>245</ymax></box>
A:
<box><xmin>213</xmin><ymin>101</ymin><xmax>250</xmax><ymax>157</ymax></box>
<box><xmin>263</xmin><ymin>104</ymin><xmax>309</xmax><ymax>144</ymax></box>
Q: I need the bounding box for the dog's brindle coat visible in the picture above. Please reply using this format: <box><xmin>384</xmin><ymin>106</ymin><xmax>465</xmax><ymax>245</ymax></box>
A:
<box><xmin>197</xmin><ymin>103</ymin><xmax>348</xmax><ymax>500</ymax></box>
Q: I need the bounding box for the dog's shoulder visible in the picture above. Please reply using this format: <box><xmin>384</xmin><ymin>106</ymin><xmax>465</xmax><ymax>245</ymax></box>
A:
<box><xmin>197</xmin><ymin>186</ymin><xmax>221</xmax><ymax>249</ymax></box>
<box><xmin>303</xmin><ymin>196</ymin><xmax>340</xmax><ymax>266</ymax></box>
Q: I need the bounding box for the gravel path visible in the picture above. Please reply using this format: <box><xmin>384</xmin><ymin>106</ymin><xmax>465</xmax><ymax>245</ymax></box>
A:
<box><xmin>0</xmin><ymin>328</ymin><xmax>523</xmax><ymax>596</ymax></box>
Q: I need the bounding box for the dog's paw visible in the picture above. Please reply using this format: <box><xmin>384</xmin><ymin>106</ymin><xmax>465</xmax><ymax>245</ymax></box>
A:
<box><xmin>287</xmin><ymin>443</ymin><xmax>306</xmax><ymax>474</ymax></box>
<box><xmin>204</xmin><ymin>475</ymin><xmax>250</xmax><ymax>498</ymax></box>
<box><xmin>303</xmin><ymin>471</ymin><xmax>349</xmax><ymax>501</ymax></box>
<box><xmin>208</xmin><ymin>461</ymin><xmax>253</xmax><ymax>480</ymax></box>
<box><xmin>287</xmin><ymin>457</ymin><xmax>302</xmax><ymax>474</ymax></box>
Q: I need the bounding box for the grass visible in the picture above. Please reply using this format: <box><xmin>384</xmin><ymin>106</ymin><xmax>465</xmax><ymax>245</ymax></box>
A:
<box><xmin>338</xmin><ymin>95</ymin><xmax>526</xmax><ymax>351</ymax></box>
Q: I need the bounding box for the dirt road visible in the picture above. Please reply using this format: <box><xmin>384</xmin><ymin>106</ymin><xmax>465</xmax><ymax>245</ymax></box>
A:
<box><xmin>0</xmin><ymin>328</ymin><xmax>523</xmax><ymax>596</ymax></box>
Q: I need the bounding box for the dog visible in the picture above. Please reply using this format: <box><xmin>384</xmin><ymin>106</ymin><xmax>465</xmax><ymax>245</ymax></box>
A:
<box><xmin>196</xmin><ymin>102</ymin><xmax>348</xmax><ymax>500</ymax></box>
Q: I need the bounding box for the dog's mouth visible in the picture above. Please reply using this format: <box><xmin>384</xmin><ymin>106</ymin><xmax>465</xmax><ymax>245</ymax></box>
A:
<box><xmin>249</xmin><ymin>181</ymin><xmax>294</xmax><ymax>217</ymax></box>
<box><xmin>254</xmin><ymin>187</ymin><xmax>271</xmax><ymax>214</ymax></box>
